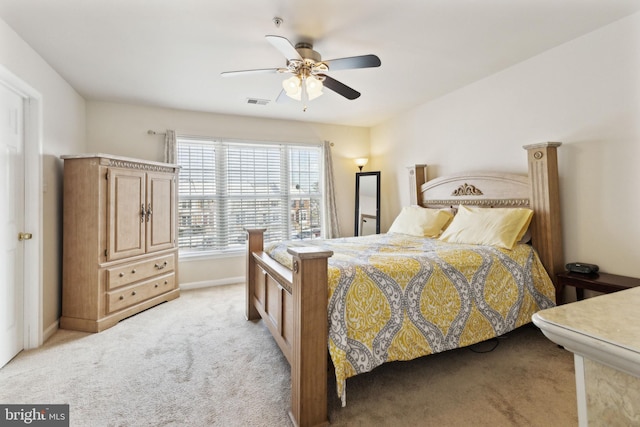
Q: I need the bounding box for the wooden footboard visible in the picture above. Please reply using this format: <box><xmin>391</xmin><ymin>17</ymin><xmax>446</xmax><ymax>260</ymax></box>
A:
<box><xmin>246</xmin><ymin>228</ymin><xmax>333</xmax><ymax>427</ymax></box>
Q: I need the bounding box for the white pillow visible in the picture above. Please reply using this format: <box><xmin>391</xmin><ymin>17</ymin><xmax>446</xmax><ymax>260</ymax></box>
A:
<box><xmin>438</xmin><ymin>205</ymin><xmax>533</xmax><ymax>249</ymax></box>
<box><xmin>388</xmin><ymin>206</ymin><xmax>454</xmax><ymax>237</ymax></box>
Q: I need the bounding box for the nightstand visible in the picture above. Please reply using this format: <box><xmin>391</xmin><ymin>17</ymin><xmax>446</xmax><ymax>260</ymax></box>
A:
<box><xmin>556</xmin><ymin>271</ymin><xmax>640</xmax><ymax>304</ymax></box>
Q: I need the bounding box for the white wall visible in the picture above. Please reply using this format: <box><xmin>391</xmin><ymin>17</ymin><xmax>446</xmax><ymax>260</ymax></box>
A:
<box><xmin>85</xmin><ymin>101</ymin><xmax>370</xmax><ymax>286</ymax></box>
<box><xmin>371</xmin><ymin>13</ymin><xmax>640</xmax><ymax>279</ymax></box>
<box><xmin>0</xmin><ymin>17</ymin><xmax>86</xmax><ymax>334</ymax></box>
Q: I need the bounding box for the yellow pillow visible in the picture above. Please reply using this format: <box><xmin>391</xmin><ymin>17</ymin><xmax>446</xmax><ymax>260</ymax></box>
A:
<box><xmin>438</xmin><ymin>205</ymin><xmax>533</xmax><ymax>249</ymax></box>
<box><xmin>388</xmin><ymin>206</ymin><xmax>454</xmax><ymax>237</ymax></box>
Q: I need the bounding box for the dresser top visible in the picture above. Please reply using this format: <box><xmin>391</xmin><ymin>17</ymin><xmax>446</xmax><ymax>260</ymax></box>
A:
<box><xmin>535</xmin><ymin>287</ymin><xmax>640</xmax><ymax>354</ymax></box>
<box><xmin>60</xmin><ymin>153</ymin><xmax>178</xmax><ymax>168</ymax></box>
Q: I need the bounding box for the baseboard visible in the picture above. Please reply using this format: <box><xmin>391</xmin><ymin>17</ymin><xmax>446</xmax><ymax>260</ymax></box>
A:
<box><xmin>43</xmin><ymin>320</ymin><xmax>59</xmax><ymax>343</ymax></box>
<box><xmin>180</xmin><ymin>276</ymin><xmax>245</xmax><ymax>290</ymax></box>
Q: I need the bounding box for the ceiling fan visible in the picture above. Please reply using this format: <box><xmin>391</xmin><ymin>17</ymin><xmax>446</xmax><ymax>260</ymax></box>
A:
<box><xmin>221</xmin><ymin>35</ymin><xmax>381</xmax><ymax>107</ymax></box>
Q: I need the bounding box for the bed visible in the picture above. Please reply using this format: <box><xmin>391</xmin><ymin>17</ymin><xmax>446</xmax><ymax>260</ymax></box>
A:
<box><xmin>245</xmin><ymin>143</ymin><xmax>563</xmax><ymax>427</ymax></box>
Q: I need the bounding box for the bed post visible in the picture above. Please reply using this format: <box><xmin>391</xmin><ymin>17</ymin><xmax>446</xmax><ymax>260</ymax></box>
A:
<box><xmin>245</xmin><ymin>228</ymin><xmax>266</xmax><ymax>320</ymax></box>
<box><xmin>287</xmin><ymin>246</ymin><xmax>333</xmax><ymax>427</ymax></box>
<box><xmin>408</xmin><ymin>164</ymin><xmax>428</xmax><ymax>205</ymax></box>
<box><xmin>523</xmin><ymin>142</ymin><xmax>564</xmax><ymax>302</ymax></box>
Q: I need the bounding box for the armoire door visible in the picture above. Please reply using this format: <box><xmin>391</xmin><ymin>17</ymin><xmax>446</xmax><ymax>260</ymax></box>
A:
<box><xmin>146</xmin><ymin>172</ymin><xmax>175</xmax><ymax>253</ymax></box>
<box><xmin>107</xmin><ymin>168</ymin><xmax>146</xmax><ymax>261</ymax></box>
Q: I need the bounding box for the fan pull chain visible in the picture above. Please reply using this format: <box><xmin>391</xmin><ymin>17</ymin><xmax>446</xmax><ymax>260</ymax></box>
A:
<box><xmin>301</xmin><ymin>77</ymin><xmax>308</xmax><ymax>112</ymax></box>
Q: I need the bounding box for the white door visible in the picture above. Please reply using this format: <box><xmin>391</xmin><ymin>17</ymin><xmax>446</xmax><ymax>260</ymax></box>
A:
<box><xmin>0</xmin><ymin>83</ymin><xmax>25</xmax><ymax>368</ymax></box>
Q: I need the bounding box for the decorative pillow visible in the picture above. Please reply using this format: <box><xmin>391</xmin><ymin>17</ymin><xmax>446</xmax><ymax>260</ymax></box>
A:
<box><xmin>438</xmin><ymin>205</ymin><xmax>534</xmax><ymax>250</ymax></box>
<box><xmin>388</xmin><ymin>206</ymin><xmax>454</xmax><ymax>237</ymax></box>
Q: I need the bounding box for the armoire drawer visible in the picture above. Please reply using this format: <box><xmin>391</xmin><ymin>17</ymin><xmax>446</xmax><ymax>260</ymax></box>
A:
<box><xmin>107</xmin><ymin>272</ymin><xmax>176</xmax><ymax>313</ymax></box>
<box><xmin>106</xmin><ymin>254</ymin><xmax>175</xmax><ymax>290</ymax></box>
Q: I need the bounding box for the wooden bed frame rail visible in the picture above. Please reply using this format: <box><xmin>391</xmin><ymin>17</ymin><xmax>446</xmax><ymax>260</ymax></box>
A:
<box><xmin>246</xmin><ymin>143</ymin><xmax>562</xmax><ymax>427</ymax></box>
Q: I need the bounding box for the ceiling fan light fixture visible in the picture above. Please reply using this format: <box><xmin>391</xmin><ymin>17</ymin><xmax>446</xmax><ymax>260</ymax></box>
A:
<box><xmin>283</xmin><ymin>75</ymin><xmax>302</xmax><ymax>100</ymax></box>
<box><xmin>305</xmin><ymin>75</ymin><xmax>323</xmax><ymax>100</ymax></box>
<box><xmin>222</xmin><ymin>35</ymin><xmax>380</xmax><ymax>105</ymax></box>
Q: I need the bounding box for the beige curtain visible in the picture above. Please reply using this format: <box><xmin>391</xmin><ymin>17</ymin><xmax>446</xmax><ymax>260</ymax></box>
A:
<box><xmin>323</xmin><ymin>140</ymin><xmax>340</xmax><ymax>238</ymax></box>
<box><xmin>164</xmin><ymin>129</ymin><xmax>176</xmax><ymax>164</ymax></box>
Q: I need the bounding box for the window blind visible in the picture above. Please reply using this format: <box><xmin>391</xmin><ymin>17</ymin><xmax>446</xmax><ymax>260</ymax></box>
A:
<box><xmin>176</xmin><ymin>137</ymin><xmax>323</xmax><ymax>254</ymax></box>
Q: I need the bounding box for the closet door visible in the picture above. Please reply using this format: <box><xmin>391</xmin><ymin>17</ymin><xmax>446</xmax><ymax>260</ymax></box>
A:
<box><xmin>145</xmin><ymin>172</ymin><xmax>176</xmax><ymax>253</ymax></box>
<box><xmin>107</xmin><ymin>168</ymin><xmax>146</xmax><ymax>261</ymax></box>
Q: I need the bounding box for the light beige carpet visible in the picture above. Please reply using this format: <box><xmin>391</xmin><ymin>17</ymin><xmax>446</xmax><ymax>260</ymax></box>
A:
<box><xmin>0</xmin><ymin>284</ymin><xmax>577</xmax><ymax>426</ymax></box>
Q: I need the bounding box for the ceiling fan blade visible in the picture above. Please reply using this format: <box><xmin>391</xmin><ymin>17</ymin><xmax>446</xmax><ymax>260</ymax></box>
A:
<box><xmin>323</xmin><ymin>54</ymin><xmax>381</xmax><ymax>71</ymax></box>
<box><xmin>221</xmin><ymin>68</ymin><xmax>282</xmax><ymax>77</ymax></box>
<box><xmin>319</xmin><ymin>75</ymin><xmax>361</xmax><ymax>100</ymax></box>
<box><xmin>266</xmin><ymin>35</ymin><xmax>302</xmax><ymax>61</ymax></box>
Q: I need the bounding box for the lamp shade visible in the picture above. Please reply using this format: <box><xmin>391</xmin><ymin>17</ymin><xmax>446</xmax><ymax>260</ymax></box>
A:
<box><xmin>354</xmin><ymin>158</ymin><xmax>368</xmax><ymax>170</ymax></box>
<box><xmin>305</xmin><ymin>75</ymin><xmax>323</xmax><ymax>100</ymax></box>
<box><xmin>283</xmin><ymin>75</ymin><xmax>302</xmax><ymax>100</ymax></box>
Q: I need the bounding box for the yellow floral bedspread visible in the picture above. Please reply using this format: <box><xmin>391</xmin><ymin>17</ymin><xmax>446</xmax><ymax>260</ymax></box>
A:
<box><xmin>265</xmin><ymin>233</ymin><xmax>555</xmax><ymax>402</ymax></box>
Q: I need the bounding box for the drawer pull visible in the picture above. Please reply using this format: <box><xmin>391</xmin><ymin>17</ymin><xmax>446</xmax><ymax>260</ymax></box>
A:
<box><xmin>154</xmin><ymin>261</ymin><xmax>168</xmax><ymax>270</ymax></box>
<box><xmin>132</xmin><ymin>291</ymin><xmax>136</xmax><ymax>296</ymax></box>
<box><xmin>155</xmin><ymin>284</ymin><xmax>159</xmax><ymax>288</ymax></box>
<box><xmin>131</xmin><ymin>269</ymin><xmax>136</xmax><ymax>274</ymax></box>
<box><xmin>164</xmin><ymin>280</ymin><xmax>168</xmax><ymax>285</ymax></box>
<box><xmin>119</xmin><ymin>296</ymin><xmax>124</xmax><ymax>300</ymax></box>
<box><xmin>119</xmin><ymin>273</ymin><xmax>125</xmax><ymax>277</ymax></box>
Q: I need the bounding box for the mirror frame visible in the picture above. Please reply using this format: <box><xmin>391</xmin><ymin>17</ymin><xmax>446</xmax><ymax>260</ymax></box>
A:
<box><xmin>354</xmin><ymin>171</ymin><xmax>381</xmax><ymax>236</ymax></box>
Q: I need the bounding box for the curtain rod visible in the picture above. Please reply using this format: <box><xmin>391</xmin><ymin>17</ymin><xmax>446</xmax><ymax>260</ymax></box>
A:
<box><xmin>148</xmin><ymin>129</ymin><xmax>334</xmax><ymax>147</ymax></box>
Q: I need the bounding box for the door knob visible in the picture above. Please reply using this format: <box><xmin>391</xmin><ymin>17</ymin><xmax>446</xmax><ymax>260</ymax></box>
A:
<box><xmin>18</xmin><ymin>232</ymin><xmax>33</xmax><ymax>241</ymax></box>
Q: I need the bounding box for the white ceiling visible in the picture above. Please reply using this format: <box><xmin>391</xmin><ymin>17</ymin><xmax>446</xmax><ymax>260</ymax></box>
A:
<box><xmin>1</xmin><ymin>0</ymin><xmax>639</xmax><ymax>127</ymax></box>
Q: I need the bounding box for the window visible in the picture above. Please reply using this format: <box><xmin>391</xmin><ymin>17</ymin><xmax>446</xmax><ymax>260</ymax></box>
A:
<box><xmin>176</xmin><ymin>137</ymin><xmax>323</xmax><ymax>254</ymax></box>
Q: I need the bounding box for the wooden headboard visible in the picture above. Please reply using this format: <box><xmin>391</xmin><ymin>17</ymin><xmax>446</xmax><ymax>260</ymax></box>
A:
<box><xmin>408</xmin><ymin>142</ymin><xmax>563</xmax><ymax>301</ymax></box>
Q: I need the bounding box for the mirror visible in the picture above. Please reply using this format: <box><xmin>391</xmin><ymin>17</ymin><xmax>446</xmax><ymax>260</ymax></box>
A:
<box><xmin>355</xmin><ymin>171</ymin><xmax>380</xmax><ymax>236</ymax></box>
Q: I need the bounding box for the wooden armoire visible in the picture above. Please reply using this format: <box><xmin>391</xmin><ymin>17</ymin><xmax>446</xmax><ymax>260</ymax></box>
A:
<box><xmin>60</xmin><ymin>154</ymin><xmax>180</xmax><ymax>332</ymax></box>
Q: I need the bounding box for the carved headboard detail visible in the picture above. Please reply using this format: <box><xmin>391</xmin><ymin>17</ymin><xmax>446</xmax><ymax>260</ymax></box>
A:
<box><xmin>451</xmin><ymin>183</ymin><xmax>484</xmax><ymax>196</ymax></box>
<box><xmin>420</xmin><ymin>171</ymin><xmax>531</xmax><ymax>209</ymax></box>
